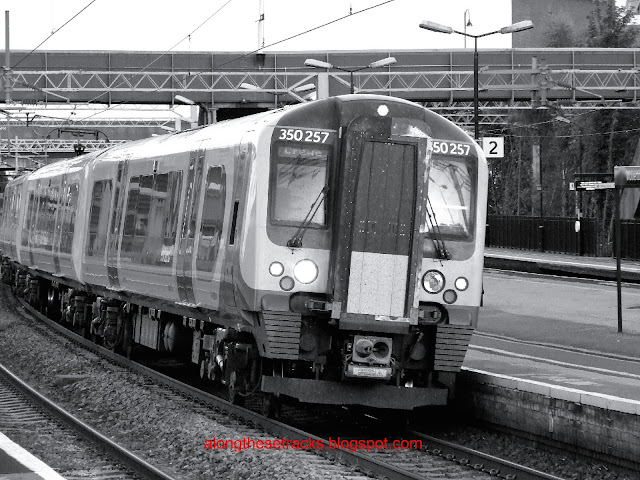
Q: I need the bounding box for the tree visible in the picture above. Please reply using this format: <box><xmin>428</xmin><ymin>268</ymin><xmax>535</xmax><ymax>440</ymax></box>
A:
<box><xmin>543</xmin><ymin>21</ymin><xmax>579</xmax><ymax>48</ymax></box>
<box><xmin>492</xmin><ymin>1</ymin><xmax>640</xmax><ymax>255</ymax></box>
<box><xmin>585</xmin><ymin>2</ymin><xmax>637</xmax><ymax>48</ymax></box>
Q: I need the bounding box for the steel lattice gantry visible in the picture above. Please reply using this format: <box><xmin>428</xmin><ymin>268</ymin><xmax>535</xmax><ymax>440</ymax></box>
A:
<box><xmin>4</xmin><ymin>48</ymin><xmax>640</xmax><ymax>106</ymax></box>
<box><xmin>3</xmin><ymin>48</ymin><xmax>640</xmax><ymax>155</ymax></box>
<box><xmin>0</xmin><ymin>138</ymin><xmax>126</xmax><ymax>153</ymax></box>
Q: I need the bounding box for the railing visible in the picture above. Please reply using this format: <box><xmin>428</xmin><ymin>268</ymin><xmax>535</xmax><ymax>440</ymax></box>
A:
<box><xmin>487</xmin><ymin>215</ymin><xmax>640</xmax><ymax>259</ymax></box>
<box><xmin>486</xmin><ymin>215</ymin><xmax>609</xmax><ymax>258</ymax></box>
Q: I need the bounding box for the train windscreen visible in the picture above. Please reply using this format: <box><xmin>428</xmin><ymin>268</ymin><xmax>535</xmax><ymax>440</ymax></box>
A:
<box><xmin>422</xmin><ymin>155</ymin><xmax>475</xmax><ymax>240</ymax></box>
<box><xmin>270</xmin><ymin>145</ymin><xmax>329</xmax><ymax>227</ymax></box>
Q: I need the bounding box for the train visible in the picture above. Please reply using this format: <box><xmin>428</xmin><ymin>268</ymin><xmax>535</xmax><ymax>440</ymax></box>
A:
<box><xmin>0</xmin><ymin>94</ymin><xmax>487</xmax><ymax>413</ymax></box>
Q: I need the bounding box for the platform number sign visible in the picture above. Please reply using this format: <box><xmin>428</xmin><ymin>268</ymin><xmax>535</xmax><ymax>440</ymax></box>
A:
<box><xmin>482</xmin><ymin>137</ymin><xmax>504</xmax><ymax>158</ymax></box>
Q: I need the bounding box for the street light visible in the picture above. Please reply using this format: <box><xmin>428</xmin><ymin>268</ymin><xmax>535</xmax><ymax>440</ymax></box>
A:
<box><xmin>463</xmin><ymin>9</ymin><xmax>472</xmax><ymax>48</ymax></box>
<box><xmin>174</xmin><ymin>95</ymin><xmax>214</xmax><ymax>126</ymax></box>
<box><xmin>304</xmin><ymin>57</ymin><xmax>397</xmax><ymax>94</ymax></box>
<box><xmin>174</xmin><ymin>94</ymin><xmax>196</xmax><ymax>105</ymax></box>
<box><xmin>419</xmin><ymin>19</ymin><xmax>533</xmax><ymax>140</ymax></box>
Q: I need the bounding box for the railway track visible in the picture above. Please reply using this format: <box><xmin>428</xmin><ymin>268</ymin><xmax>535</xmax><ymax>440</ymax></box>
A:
<box><xmin>0</xmin><ymin>360</ymin><xmax>176</xmax><ymax>480</ymax></box>
<box><xmin>11</xmin><ymin>293</ymin><xmax>568</xmax><ymax>480</ymax></box>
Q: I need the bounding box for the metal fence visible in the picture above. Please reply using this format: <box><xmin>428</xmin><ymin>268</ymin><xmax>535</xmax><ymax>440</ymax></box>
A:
<box><xmin>485</xmin><ymin>215</ymin><xmax>615</xmax><ymax>257</ymax></box>
<box><xmin>620</xmin><ymin>220</ymin><xmax>640</xmax><ymax>259</ymax></box>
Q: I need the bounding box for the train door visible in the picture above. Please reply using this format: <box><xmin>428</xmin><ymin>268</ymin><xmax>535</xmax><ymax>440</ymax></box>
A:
<box><xmin>106</xmin><ymin>160</ymin><xmax>128</xmax><ymax>289</ymax></box>
<box><xmin>177</xmin><ymin>149</ymin><xmax>205</xmax><ymax>306</ymax></box>
<box><xmin>192</xmin><ymin>151</ymin><xmax>234</xmax><ymax>311</ymax></box>
<box><xmin>332</xmin><ymin>118</ymin><xmax>426</xmax><ymax>318</ymax></box>
<box><xmin>51</xmin><ymin>174</ymin><xmax>66</xmax><ymax>275</ymax></box>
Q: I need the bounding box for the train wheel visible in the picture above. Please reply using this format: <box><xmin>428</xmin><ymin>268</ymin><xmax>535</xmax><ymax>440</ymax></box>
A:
<box><xmin>199</xmin><ymin>359</ymin><xmax>209</xmax><ymax>382</ymax></box>
<box><xmin>261</xmin><ymin>393</ymin><xmax>281</xmax><ymax>420</ymax></box>
<box><xmin>46</xmin><ymin>288</ymin><xmax>61</xmax><ymax>322</ymax></box>
<box><xmin>90</xmin><ymin>332</ymin><xmax>102</xmax><ymax>346</ymax></box>
<box><xmin>228</xmin><ymin>370</ymin><xmax>246</xmax><ymax>406</ymax></box>
<box><xmin>121</xmin><ymin>315</ymin><xmax>133</xmax><ymax>359</ymax></box>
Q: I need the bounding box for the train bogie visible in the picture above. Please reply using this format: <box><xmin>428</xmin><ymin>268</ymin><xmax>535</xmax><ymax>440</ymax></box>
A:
<box><xmin>0</xmin><ymin>94</ymin><xmax>487</xmax><ymax>411</ymax></box>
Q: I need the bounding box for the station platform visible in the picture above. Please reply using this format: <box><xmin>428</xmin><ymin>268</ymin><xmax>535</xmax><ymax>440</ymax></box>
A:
<box><xmin>456</xmin><ymin>249</ymin><xmax>640</xmax><ymax>465</ymax></box>
<box><xmin>484</xmin><ymin>246</ymin><xmax>640</xmax><ymax>283</ymax></box>
<box><xmin>0</xmin><ymin>432</ymin><xmax>64</xmax><ymax>480</ymax></box>
<box><xmin>465</xmin><ymin>246</ymin><xmax>640</xmax><ymax>408</ymax></box>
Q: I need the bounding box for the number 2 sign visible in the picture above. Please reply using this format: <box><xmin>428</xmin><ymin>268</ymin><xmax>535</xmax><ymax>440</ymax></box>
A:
<box><xmin>481</xmin><ymin>137</ymin><xmax>504</xmax><ymax>158</ymax></box>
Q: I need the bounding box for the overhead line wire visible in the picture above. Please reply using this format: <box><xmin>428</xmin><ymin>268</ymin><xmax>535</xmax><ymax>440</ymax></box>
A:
<box><xmin>79</xmin><ymin>0</ymin><xmax>236</xmax><ymax>119</ymax></box>
<box><xmin>214</xmin><ymin>0</ymin><xmax>395</xmax><ymax>69</ymax></box>
<box><xmin>11</xmin><ymin>0</ymin><xmax>100</xmax><ymax>69</ymax></box>
<box><xmin>79</xmin><ymin>0</ymin><xmax>395</xmax><ymax>120</ymax></box>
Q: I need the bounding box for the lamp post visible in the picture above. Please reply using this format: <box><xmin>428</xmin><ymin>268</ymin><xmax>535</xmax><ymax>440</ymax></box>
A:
<box><xmin>419</xmin><ymin>19</ymin><xmax>533</xmax><ymax>140</ymax></box>
<box><xmin>463</xmin><ymin>9</ymin><xmax>472</xmax><ymax>48</ymax></box>
<box><xmin>175</xmin><ymin>94</ymin><xmax>215</xmax><ymax>126</ymax></box>
<box><xmin>304</xmin><ymin>57</ymin><xmax>397</xmax><ymax>94</ymax></box>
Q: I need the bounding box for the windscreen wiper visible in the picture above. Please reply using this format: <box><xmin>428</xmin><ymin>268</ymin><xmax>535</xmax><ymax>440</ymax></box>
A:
<box><xmin>287</xmin><ymin>186</ymin><xmax>328</xmax><ymax>248</ymax></box>
<box><xmin>425</xmin><ymin>196</ymin><xmax>451</xmax><ymax>260</ymax></box>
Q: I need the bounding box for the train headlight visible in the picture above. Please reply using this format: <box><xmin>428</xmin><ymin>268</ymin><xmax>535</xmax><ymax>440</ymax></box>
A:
<box><xmin>293</xmin><ymin>259</ymin><xmax>318</xmax><ymax>284</ymax></box>
<box><xmin>269</xmin><ymin>261</ymin><xmax>284</xmax><ymax>277</ymax></box>
<box><xmin>454</xmin><ymin>277</ymin><xmax>469</xmax><ymax>291</ymax></box>
<box><xmin>422</xmin><ymin>270</ymin><xmax>445</xmax><ymax>294</ymax></box>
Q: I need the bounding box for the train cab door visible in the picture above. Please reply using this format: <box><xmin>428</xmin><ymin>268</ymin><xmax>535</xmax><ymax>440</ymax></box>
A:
<box><xmin>332</xmin><ymin>116</ymin><xmax>427</xmax><ymax>319</ymax></box>
<box><xmin>177</xmin><ymin>148</ymin><xmax>206</xmax><ymax>306</ymax></box>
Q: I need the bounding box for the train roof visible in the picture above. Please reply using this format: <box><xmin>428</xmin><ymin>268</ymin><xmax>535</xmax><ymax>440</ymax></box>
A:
<box><xmin>7</xmin><ymin>95</ymin><xmax>476</xmax><ymax>188</ymax></box>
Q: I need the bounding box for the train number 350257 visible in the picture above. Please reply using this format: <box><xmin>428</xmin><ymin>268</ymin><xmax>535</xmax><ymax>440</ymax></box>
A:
<box><xmin>277</xmin><ymin>128</ymin><xmax>331</xmax><ymax>143</ymax></box>
<box><xmin>432</xmin><ymin>140</ymin><xmax>471</xmax><ymax>156</ymax></box>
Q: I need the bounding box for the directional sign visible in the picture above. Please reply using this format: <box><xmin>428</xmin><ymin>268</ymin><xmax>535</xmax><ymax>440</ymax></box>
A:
<box><xmin>574</xmin><ymin>180</ymin><xmax>615</xmax><ymax>191</ymax></box>
<box><xmin>482</xmin><ymin>137</ymin><xmax>504</xmax><ymax>158</ymax></box>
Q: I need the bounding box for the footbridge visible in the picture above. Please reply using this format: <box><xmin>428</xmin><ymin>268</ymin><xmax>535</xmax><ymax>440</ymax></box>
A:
<box><xmin>2</xmin><ymin>48</ymin><xmax>640</xmax><ymax>157</ymax></box>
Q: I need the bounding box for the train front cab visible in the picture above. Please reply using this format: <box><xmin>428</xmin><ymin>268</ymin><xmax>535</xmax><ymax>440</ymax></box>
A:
<box><xmin>250</xmin><ymin>96</ymin><xmax>486</xmax><ymax>410</ymax></box>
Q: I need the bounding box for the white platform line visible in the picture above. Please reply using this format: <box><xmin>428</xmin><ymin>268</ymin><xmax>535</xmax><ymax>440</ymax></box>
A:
<box><xmin>0</xmin><ymin>432</ymin><xmax>66</xmax><ymax>480</ymax></box>
<box><xmin>485</xmin><ymin>253</ymin><xmax>635</xmax><ymax>272</ymax></box>
<box><xmin>469</xmin><ymin>344</ymin><xmax>640</xmax><ymax>380</ymax></box>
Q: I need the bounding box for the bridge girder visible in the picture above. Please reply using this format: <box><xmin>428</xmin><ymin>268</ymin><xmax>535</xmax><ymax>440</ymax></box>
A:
<box><xmin>3</xmin><ymin>49</ymin><xmax>640</xmax><ymax>158</ymax></box>
<box><xmin>4</xmin><ymin>49</ymin><xmax>640</xmax><ymax>105</ymax></box>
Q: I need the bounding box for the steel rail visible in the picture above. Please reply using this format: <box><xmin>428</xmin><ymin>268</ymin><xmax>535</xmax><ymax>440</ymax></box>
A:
<box><xmin>409</xmin><ymin>431</ymin><xmax>565</xmax><ymax>480</ymax></box>
<box><xmin>17</xmin><ymin>296</ymin><xmax>567</xmax><ymax>480</ymax></box>
<box><xmin>16</xmin><ymin>299</ymin><xmax>422</xmax><ymax>480</ymax></box>
<box><xmin>0</xmin><ymin>359</ymin><xmax>176</xmax><ymax>480</ymax></box>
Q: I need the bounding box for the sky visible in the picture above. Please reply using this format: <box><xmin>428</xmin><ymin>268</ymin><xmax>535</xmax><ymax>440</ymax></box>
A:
<box><xmin>0</xmin><ymin>0</ymin><xmax>525</xmax><ymax>54</ymax></box>
<box><xmin>0</xmin><ymin>0</ymin><xmax>630</xmax><ymax>122</ymax></box>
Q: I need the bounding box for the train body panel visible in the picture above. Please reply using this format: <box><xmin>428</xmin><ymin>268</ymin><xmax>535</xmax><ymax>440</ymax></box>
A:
<box><xmin>0</xmin><ymin>95</ymin><xmax>488</xmax><ymax>410</ymax></box>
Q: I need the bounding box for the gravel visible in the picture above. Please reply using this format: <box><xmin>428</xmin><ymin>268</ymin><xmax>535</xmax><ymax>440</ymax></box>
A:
<box><xmin>0</xmin><ymin>287</ymin><xmax>365</xmax><ymax>480</ymax></box>
<box><xmin>2</xmin><ymin>283</ymin><xmax>640</xmax><ymax>480</ymax></box>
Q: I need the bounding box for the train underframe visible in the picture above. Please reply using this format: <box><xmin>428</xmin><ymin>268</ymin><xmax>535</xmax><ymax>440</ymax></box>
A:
<box><xmin>2</xmin><ymin>260</ymin><xmax>472</xmax><ymax>414</ymax></box>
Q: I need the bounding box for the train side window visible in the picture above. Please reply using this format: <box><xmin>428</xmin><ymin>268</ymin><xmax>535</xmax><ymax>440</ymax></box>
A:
<box><xmin>22</xmin><ymin>191</ymin><xmax>36</xmax><ymax>247</ymax></box>
<box><xmin>34</xmin><ymin>188</ymin><xmax>47</xmax><ymax>249</ymax></box>
<box><xmin>40</xmin><ymin>186</ymin><xmax>58</xmax><ymax>251</ymax></box>
<box><xmin>87</xmin><ymin>180</ymin><xmax>113</xmax><ymax>257</ymax></box>
<box><xmin>121</xmin><ymin>176</ymin><xmax>140</xmax><ymax>255</ymax></box>
<box><xmin>144</xmin><ymin>172</ymin><xmax>169</xmax><ymax>266</ymax></box>
<box><xmin>157</xmin><ymin>171</ymin><xmax>183</xmax><ymax>265</ymax></box>
<box><xmin>12</xmin><ymin>190</ymin><xmax>20</xmax><ymax>239</ymax></box>
<box><xmin>0</xmin><ymin>186</ymin><xmax>10</xmax><ymax>232</ymax></box>
<box><xmin>60</xmin><ymin>184</ymin><xmax>79</xmax><ymax>254</ymax></box>
<box><xmin>197</xmin><ymin>166</ymin><xmax>225</xmax><ymax>272</ymax></box>
<box><xmin>132</xmin><ymin>175</ymin><xmax>153</xmax><ymax>260</ymax></box>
